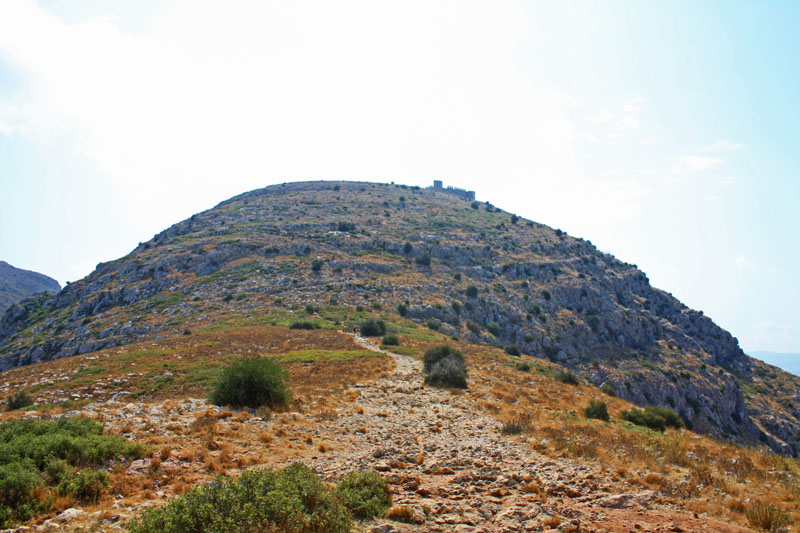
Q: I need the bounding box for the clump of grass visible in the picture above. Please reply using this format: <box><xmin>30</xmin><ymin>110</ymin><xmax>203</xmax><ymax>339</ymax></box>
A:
<box><xmin>583</xmin><ymin>400</ymin><xmax>610</xmax><ymax>421</ymax></box>
<box><xmin>5</xmin><ymin>390</ymin><xmax>33</xmax><ymax>411</ymax></box>
<box><xmin>0</xmin><ymin>417</ymin><xmax>144</xmax><ymax>528</ymax></box>
<box><xmin>210</xmin><ymin>357</ymin><xmax>290</xmax><ymax>409</ymax></box>
<box><xmin>501</xmin><ymin>422</ymin><xmax>524</xmax><ymax>435</ymax></box>
<box><xmin>128</xmin><ymin>464</ymin><xmax>352</xmax><ymax>533</ymax></box>
<box><xmin>745</xmin><ymin>502</ymin><xmax>789</xmax><ymax>531</ymax></box>
<box><xmin>336</xmin><ymin>470</ymin><xmax>392</xmax><ymax>519</ymax></box>
<box><xmin>515</xmin><ymin>361</ymin><xmax>532</xmax><ymax>372</ymax></box>
<box><xmin>423</xmin><ymin>346</ymin><xmax>467</xmax><ymax>389</ymax></box>
<box><xmin>381</xmin><ymin>334</ymin><xmax>399</xmax><ymax>346</ymax></box>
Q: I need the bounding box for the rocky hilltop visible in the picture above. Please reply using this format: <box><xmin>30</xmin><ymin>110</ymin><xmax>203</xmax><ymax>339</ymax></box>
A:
<box><xmin>1</xmin><ymin>181</ymin><xmax>798</xmax><ymax>455</ymax></box>
<box><xmin>0</xmin><ymin>260</ymin><xmax>60</xmax><ymax>313</ymax></box>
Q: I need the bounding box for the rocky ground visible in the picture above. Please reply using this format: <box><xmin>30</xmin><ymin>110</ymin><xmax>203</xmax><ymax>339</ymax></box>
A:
<box><xmin>15</xmin><ymin>332</ymin><xmax>759</xmax><ymax>533</ymax></box>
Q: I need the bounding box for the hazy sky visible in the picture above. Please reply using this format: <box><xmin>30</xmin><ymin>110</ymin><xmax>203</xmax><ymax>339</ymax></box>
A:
<box><xmin>0</xmin><ymin>0</ymin><xmax>798</xmax><ymax>353</ymax></box>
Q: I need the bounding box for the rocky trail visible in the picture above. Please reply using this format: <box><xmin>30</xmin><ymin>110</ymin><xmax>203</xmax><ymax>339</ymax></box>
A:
<box><xmin>292</xmin><ymin>335</ymin><xmax>754</xmax><ymax>533</ymax></box>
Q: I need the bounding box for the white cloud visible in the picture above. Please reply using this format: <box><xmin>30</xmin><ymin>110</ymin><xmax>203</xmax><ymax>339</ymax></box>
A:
<box><xmin>672</xmin><ymin>155</ymin><xmax>723</xmax><ymax>173</ymax></box>
<box><xmin>706</xmin><ymin>139</ymin><xmax>743</xmax><ymax>152</ymax></box>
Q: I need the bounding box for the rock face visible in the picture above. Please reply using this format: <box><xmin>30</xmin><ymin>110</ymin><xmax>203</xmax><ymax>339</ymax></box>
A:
<box><xmin>0</xmin><ymin>180</ymin><xmax>798</xmax><ymax>455</ymax></box>
<box><xmin>0</xmin><ymin>260</ymin><xmax>60</xmax><ymax>313</ymax></box>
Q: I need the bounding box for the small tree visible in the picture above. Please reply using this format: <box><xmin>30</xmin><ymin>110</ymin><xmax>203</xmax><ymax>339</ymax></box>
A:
<box><xmin>210</xmin><ymin>358</ymin><xmax>290</xmax><ymax>409</ymax></box>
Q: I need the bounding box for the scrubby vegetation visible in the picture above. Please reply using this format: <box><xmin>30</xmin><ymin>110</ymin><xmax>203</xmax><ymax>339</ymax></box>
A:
<box><xmin>0</xmin><ymin>417</ymin><xmax>144</xmax><ymax>528</ymax></box>
<box><xmin>210</xmin><ymin>357</ymin><xmax>290</xmax><ymax>409</ymax></box>
<box><xmin>381</xmin><ymin>334</ymin><xmax>399</xmax><ymax>346</ymax></box>
<box><xmin>359</xmin><ymin>319</ymin><xmax>386</xmax><ymax>337</ymax></box>
<box><xmin>289</xmin><ymin>320</ymin><xmax>319</xmax><ymax>330</ymax></box>
<box><xmin>583</xmin><ymin>400</ymin><xmax>610</xmax><ymax>421</ymax></box>
<box><xmin>336</xmin><ymin>470</ymin><xmax>392</xmax><ymax>519</ymax></box>
<box><xmin>423</xmin><ymin>345</ymin><xmax>467</xmax><ymax>389</ymax></box>
<box><xmin>621</xmin><ymin>405</ymin><xmax>683</xmax><ymax>432</ymax></box>
<box><xmin>128</xmin><ymin>464</ymin><xmax>352</xmax><ymax>533</ymax></box>
<box><xmin>745</xmin><ymin>502</ymin><xmax>789</xmax><ymax>531</ymax></box>
<box><xmin>5</xmin><ymin>390</ymin><xmax>33</xmax><ymax>411</ymax></box>
<box><xmin>554</xmin><ymin>371</ymin><xmax>580</xmax><ymax>385</ymax></box>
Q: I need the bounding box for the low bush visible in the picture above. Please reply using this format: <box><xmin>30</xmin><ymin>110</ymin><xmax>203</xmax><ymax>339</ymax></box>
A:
<box><xmin>583</xmin><ymin>400</ymin><xmax>610</xmax><ymax>421</ymax></box>
<box><xmin>515</xmin><ymin>361</ymin><xmax>532</xmax><ymax>372</ymax></box>
<box><xmin>128</xmin><ymin>464</ymin><xmax>352</xmax><ymax>533</ymax></box>
<box><xmin>5</xmin><ymin>390</ymin><xmax>33</xmax><ymax>411</ymax></box>
<box><xmin>555</xmin><ymin>371</ymin><xmax>579</xmax><ymax>385</ymax></box>
<box><xmin>423</xmin><ymin>346</ymin><xmax>467</xmax><ymax>389</ymax></box>
<box><xmin>465</xmin><ymin>285</ymin><xmax>479</xmax><ymax>298</ymax></box>
<box><xmin>426</xmin><ymin>319</ymin><xmax>441</xmax><ymax>331</ymax></box>
<box><xmin>621</xmin><ymin>406</ymin><xmax>683</xmax><ymax>432</ymax></box>
<box><xmin>0</xmin><ymin>418</ymin><xmax>144</xmax><ymax>528</ymax></box>
<box><xmin>336</xmin><ymin>470</ymin><xmax>392</xmax><ymax>519</ymax></box>
<box><xmin>465</xmin><ymin>320</ymin><xmax>481</xmax><ymax>335</ymax></box>
<box><xmin>359</xmin><ymin>319</ymin><xmax>386</xmax><ymax>337</ymax></box>
<box><xmin>487</xmin><ymin>322</ymin><xmax>501</xmax><ymax>336</ymax></box>
<box><xmin>415</xmin><ymin>252</ymin><xmax>431</xmax><ymax>266</ymax></box>
<box><xmin>397</xmin><ymin>303</ymin><xmax>408</xmax><ymax>316</ymax></box>
<box><xmin>381</xmin><ymin>334</ymin><xmax>399</xmax><ymax>346</ymax></box>
<box><xmin>599</xmin><ymin>382</ymin><xmax>616</xmax><ymax>397</ymax></box>
<box><xmin>505</xmin><ymin>345</ymin><xmax>521</xmax><ymax>357</ymax></box>
<box><xmin>289</xmin><ymin>320</ymin><xmax>319</xmax><ymax>330</ymax></box>
<box><xmin>210</xmin><ymin>357</ymin><xmax>290</xmax><ymax>409</ymax></box>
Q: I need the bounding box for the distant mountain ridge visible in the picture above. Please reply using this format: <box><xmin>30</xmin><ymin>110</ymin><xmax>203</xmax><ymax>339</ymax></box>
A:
<box><xmin>0</xmin><ymin>261</ymin><xmax>60</xmax><ymax>313</ymax></box>
<box><xmin>1</xmin><ymin>180</ymin><xmax>800</xmax><ymax>456</ymax></box>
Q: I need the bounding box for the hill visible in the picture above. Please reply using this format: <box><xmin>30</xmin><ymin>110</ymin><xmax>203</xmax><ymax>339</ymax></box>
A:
<box><xmin>1</xmin><ymin>180</ymin><xmax>798</xmax><ymax>459</ymax></box>
<box><xmin>0</xmin><ymin>260</ymin><xmax>60</xmax><ymax>313</ymax></box>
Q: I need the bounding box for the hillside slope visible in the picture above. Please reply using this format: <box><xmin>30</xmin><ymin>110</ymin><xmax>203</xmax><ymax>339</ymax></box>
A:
<box><xmin>1</xmin><ymin>180</ymin><xmax>798</xmax><ymax>455</ymax></box>
<box><xmin>0</xmin><ymin>260</ymin><xmax>60</xmax><ymax>313</ymax></box>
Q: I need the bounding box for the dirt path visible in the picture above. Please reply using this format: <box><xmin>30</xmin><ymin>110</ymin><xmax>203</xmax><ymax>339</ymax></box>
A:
<box><xmin>295</xmin><ymin>335</ymin><xmax>753</xmax><ymax>533</ymax></box>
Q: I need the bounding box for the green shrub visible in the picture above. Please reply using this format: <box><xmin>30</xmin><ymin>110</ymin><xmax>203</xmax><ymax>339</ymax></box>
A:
<box><xmin>57</xmin><ymin>469</ymin><xmax>108</xmax><ymax>502</ymax></box>
<box><xmin>423</xmin><ymin>346</ymin><xmax>467</xmax><ymax>389</ymax></box>
<box><xmin>336</xmin><ymin>470</ymin><xmax>392</xmax><ymax>519</ymax></box>
<box><xmin>555</xmin><ymin>371</ymin><xmax>579</xmax><ymax>385</ymax></box>
<box><xmin>210</xmin><ymin>358</ymin><xmax>290</xmax><ymax>409</ymax></box>
<box><xmin>397</xmin><ymin>303</ymin><xmax>408</xmax><ymax>316</ymax></box>
<box><xmin>505</xmin><ymin>345</ymin><xmax>521</xmax><ymax>357</ymax></box>
<box><xmin>289</xmin><ymin>320</ymin><xmax>319</xmax><ymax>330</ymax></box>
<box><xmin>5</xmin><ymin>390</ymin><xmax>33</xmax><ymax>411</ymax></box>
<box><xmin>465</xmin><ymin>320</ymin><xmax>481</xmax><ymax>335</ymax></box>
<box><xmin>359</xmin><ymin>319</ymin><xmax>386</xmax><ymax>337</ymax></box>
<box><xmin>381</xmin><ymin>335</ymin><xmax>399</xmax><ymax>346</ymax></box>
<box><xmin>451</xmin><ymin>301</ymin><xmax>462</xmax><ymax>314</ymax></box>
<box><xmin>621</xmin><ymin>406</ymin><xmax>682</xmax><ymax>432</ymax></box>
<box><xmin>426</xmin><ymin>319</ymin><xmax>440</xmax><ymax>331</ymax></box>
<box><xmin>487</xmin><ymin>322</ymin><xmax>501</xmax><ymax>336</ymax></box>
<box><xmin>465</xmin><ymin>285</ymin><xmax>479</xmax><ymax>298</ymax></box>
<box><xmin>415</xmin><ymin>252</ymin><xmax>431</xmax><ymax>266</ymax></box>
<box><xmin>337</xmin><ymin>221</ymin><xmax>356</xmax><ymax>232</ymax></box>
<box><xmin>600</xmin><ymin>383</ymin><xmax>616</xmax><ymax>396</ymax></box>
<box><xmin>0</xmin><ymin>417</ymin><xmax>143</xmax><ymax>528</ymax></box>
<box><xmin>745</xmin><ymin>502</ymin><xmax>790</xmax><ymax>531</ymax></box>
<box><xmin>583</xmin><ymin>401</ymin><xmax>610</xmax><ymax>421</ymax></box>
<box><xmin>311</xmin><ymin>259</ymin><xmax>324</xmax><ymax>272</ymax></box>
<box><xmin>128</xmin><ymin>464</ymin><xmax>352</xmax><ymax>533</ymax></box>
<box><xmin>515</xmin><ymin>361</ymin><xmax>532</xmax><ymax>372</ymax></box>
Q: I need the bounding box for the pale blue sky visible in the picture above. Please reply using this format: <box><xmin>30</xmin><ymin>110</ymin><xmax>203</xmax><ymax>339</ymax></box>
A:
<box><xmin>0</xmin><ymin>0</ymin><xmax>797</xmax><ymax>354</ymax></box>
